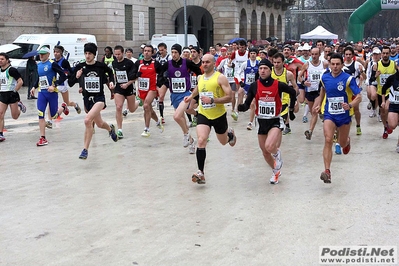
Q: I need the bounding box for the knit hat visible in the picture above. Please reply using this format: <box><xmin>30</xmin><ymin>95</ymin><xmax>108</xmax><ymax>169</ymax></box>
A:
<box><xmin>171</xmin><ymin>43</ymin><xmax>182</xmax><ymax>55</ymax></box>
<box><xmin>259</xmin><ymin>59</ymin><xmax>273</xmax><ymax>69</ymax></box>
<box><xmin>84</xmin><ymin>42</ymin><xmax>97</xmax><ymax>55</ymax></box>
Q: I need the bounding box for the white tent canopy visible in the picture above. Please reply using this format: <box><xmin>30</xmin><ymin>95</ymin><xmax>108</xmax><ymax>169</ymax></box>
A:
<box><xmin>300</xmin><ymin>26</ymin><xmax>338</xmax><ymax>40</ymax></box>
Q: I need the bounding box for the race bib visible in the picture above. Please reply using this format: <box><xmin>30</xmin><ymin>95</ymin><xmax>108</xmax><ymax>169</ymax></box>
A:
<box><xmin>171</xmin><ymin>77</ymin><xmax>186</xmax><ymax>93</ymax></box>
<box><xmin>327</xmin><ymin>96</ymin><xmax>345</xmax><ymax>114</ymax></box>
<box><xmin>138</xmin><ymin>77</ymin><xmax>149</xmax><ymax>91</ymax></box>
<box><xmin>391</xmin><ymin>90</ymin><xmax>399</xmax><ymax>104</ymax></box>
<box><xmin>258</xmin><ymin>100</ymin><xmax>276</xmax><ymax>119</ymax></box>
<box><xmin>39</xmin><ymin>76</ymin><xmax>50</xmax><ymax>89</ymax></box>
<box><xmin>245</xmin><ymin>73</ymin><xmax>255</xmax><ymax>85</ymax></box>
<box><xmin>191</xmin><ymin>75</ymin><xmax>197</xmax><ymax>88</ymax></box>
<box><xmin>225</xmin><ymin>68</ymin><xmax>234</xmax><ymax>83</ymax></box>
<box><xmin>84</xmin><ymin>77</ymin><xmax>100</xmax><ymax>93</ymax></box>
<box><xmin>115</xmin><ymin>70</ymin><xmax>128</xmax><ymax>83</ymax></box>
<box><xmin>0</xmin><ymin>77</ymin><xmax>7</xmax><ymax>91</ymax></box>
<box><xmin>380</xmin><ymin>74</ymin><xmax>390</xmax><ymax>86</ymax></box>
<box><xmin>200</xmin><ymin>91</ymin><xmax>215</xmax><ymax>109</ymax></box>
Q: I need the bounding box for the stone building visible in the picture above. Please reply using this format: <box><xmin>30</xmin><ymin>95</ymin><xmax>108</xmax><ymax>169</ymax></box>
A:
<box><xmin>0</xmin><ymin>0</ymin><xmax>294</xmax><ymax>55</ymax></box>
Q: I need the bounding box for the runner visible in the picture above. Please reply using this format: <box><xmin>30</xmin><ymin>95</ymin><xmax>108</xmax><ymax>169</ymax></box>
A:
<box><xmin>299</xmin><ymin>48</ymin><xmax>329</xmax><ymax>140</ymax></box>
<box><xmin>0</xmin><ymin>53</ymin><xmax>26</xmax><ymax>142</ymax></box>
<box><xmin>381</xmin><ymin>65</ymin><xmax>399</xmax><ymax>152</ymax></box>
<box><xmin>166</xmin><ymin>44</ymin><xmax>202</xmax><ymax>154</ymax></box>
<box><xmin>30</xmin><ymin>47</ymin><xmax>68</xmax><ymax>146</ymax></box>
<box><xmin>133</xmin><ymin>44</ymin><xmax>164</xmax><ymax>137</ymax></box>
<box><xmin>237</xmin><ymin>59</ymin><xmax>297</xmax><ymax>184</ymax></box>
<box><xmin>183</xmin><ymin>54</ymin><xmax>237</xmax><ymax>184</ymax></box>
<box><xmin>313</xmin><ymin>53</ymin><xmax>362</xmax><ymax>183</ymax></box>
<box><xmin>112</xmin><ymin>45</ymin><xmax>140</xmax><ymax>139</ymax></box>
<box><xmin>67</xmin><ymin>42</ymin><xmax>118</xmax><ymax>159</ymax></box>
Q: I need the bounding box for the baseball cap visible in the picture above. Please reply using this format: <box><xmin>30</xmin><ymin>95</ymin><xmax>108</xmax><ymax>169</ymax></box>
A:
<box><xmin>372</xmin><ymin>48</ymin><xmax>381</xmax><ymax>54</ymax></box>
<box><xmin>221</xmin><ymin>47</ymin><xmax>227</xmax><ymax>51</ymax></box>
<box><xmin>38</xmin><ymin>47</ymin><xmax>50</xmax><ymax>54</ymax></box>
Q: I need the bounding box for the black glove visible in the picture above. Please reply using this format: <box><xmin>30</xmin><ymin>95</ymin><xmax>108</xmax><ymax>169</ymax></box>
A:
<box><xmin>289</xmin><ymin>110</ymin><xmax>296</xmax><ymax>121</ymax></box>
<box><xmin>239</xmin><ymin>81</ymin><xmax>245</xmax><ymax>88</ymax></box>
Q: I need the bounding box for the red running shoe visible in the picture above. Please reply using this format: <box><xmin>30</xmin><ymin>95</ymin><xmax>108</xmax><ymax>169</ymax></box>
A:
<box><xmin>342</xmin><ymin>137</ymin><xmax>351</xmax><ymax>154</ymax></box>
<box><xmin>62</xmin><ymin>102</ymin><xmax>69</xmax><ymax>115</ymax></box>
<box><xmin>36</xmin><ymin>137</ymin><xmax>48</xmax><ymax>146</ymax></box>
<box><xmin>320</xmin><ymin>169</ymin><xmax>331</xmax><ymax>183</ymax></box>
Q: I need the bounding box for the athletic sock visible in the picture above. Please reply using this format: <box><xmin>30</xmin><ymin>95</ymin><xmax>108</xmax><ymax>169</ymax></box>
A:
<box><xmin>196</xmin><ymin>148</ymin><xmax>206</xmax><ymax>172</ymax></box>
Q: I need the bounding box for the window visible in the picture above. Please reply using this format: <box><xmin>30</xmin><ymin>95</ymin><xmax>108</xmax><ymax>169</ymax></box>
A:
<box><xmin>149</xmin><ymin>8</ymin><xmax>155</xmax><ymax>39</ymax></box>
<box><xmin>125</xmin><ymin>5</ymin><xmax>133</xmax><ymax>40</ymax></box>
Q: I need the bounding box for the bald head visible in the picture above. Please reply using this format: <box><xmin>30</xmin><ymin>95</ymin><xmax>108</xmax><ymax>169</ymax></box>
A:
<box><xmin>202</xmin><ymin>54</ymin><xmax>215</xmax><ymax>74</ymax></box>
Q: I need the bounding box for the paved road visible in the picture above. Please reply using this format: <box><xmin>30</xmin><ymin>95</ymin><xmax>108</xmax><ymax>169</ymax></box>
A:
<box><xmin>1</xmin><ymin>86</ymin><xmax>398</xmax><ymax>265</ymax></box>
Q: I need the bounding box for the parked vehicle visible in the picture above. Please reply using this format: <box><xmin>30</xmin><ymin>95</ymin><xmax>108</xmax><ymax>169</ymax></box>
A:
<box><xmin>0</xmin><ymin>34</ymin><xmax>97</xmax><ymax>84</ymax></box>
<box><xmin>150</xmin><ymin>34</ymin><xmax>200</xmax><ymax>54</ymax></box>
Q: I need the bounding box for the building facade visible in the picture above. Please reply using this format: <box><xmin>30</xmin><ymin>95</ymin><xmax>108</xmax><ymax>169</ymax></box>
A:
<box><xmin>0</xmin><ymin>0</ymin><xmax>294</xmax><ymax>55</ymax></box>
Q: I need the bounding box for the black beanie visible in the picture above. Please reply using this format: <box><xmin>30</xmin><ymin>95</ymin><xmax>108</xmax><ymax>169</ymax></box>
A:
<box><xmin>171</xmin><ymin>43</ymin><xmax>182</xmax><ymax>55</ymax></box>
<box><xmin>259</xmin><ymin>59</ymin><xmax>273</xmax><ymax>69</ymax></box>
<box><xmin>84</xmin><ymin>42</ymin><xmax>97</xmax><ymax>55</ymax></box>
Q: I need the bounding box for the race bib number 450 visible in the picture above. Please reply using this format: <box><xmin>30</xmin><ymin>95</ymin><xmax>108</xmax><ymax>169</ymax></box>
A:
<box><xmin>328</xmin><ymin>96</ymin><xmax>345</xmax><ymax>114</ymax></box>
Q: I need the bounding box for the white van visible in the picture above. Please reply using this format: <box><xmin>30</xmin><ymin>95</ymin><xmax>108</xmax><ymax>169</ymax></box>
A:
<box><xmin>0</xmin><ymin>34</ymin><xmax>97</xmax><ymax>83</ymax></box>
<box><xmin>150</xmin><ymin>34</ymin><xmax>200</xmax><ymax>54</ymax></box>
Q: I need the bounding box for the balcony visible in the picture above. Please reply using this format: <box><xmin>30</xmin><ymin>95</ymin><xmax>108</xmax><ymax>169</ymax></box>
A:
<box><xmin>265</xmin><ymin>0</ymin><xmax>295</xmax><ymax>10</ymax></box>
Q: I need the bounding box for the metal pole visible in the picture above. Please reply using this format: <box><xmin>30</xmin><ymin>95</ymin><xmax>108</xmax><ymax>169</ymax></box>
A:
<box><xmin>184</xmin><ymin>0</ymin><xmax>188</xmax><ymax>47</ymax></box>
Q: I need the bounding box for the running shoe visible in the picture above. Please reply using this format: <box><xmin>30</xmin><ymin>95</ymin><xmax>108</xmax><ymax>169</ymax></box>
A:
<box><xmin>369</xmin><ymin>109</ymin><xmax>376</xmax><ymax>118</ymax></box>
<box><xmin>367</xmin><ymin>102</ymin><xmax>372</xmax><ymax>110</ymax></box>
<box><xmin>228</xmin><ymin>128</ymin><xmax>237</xmax><ymax>147</ymax></box>
<box><xmin>320</xmin><ymin>169</ymin><xmax>331</xmax><ymax>183</ymax></box>
<box><xmin>335</xmin><ymin>143</ymin><xmax>342</xmax><ymax>155</ymax></box>
<box><xmin>156</xmin><ymin>121</ymin><xmax>164</xmax><ymax>133</ymax></box>
<box><xmin>36</xmin><ymin>137</ymin><xmax>48</xmax><ymax>146</ymax></box>
<box><xmin>46</xmin><ymin>121</ymin><xmax>53</xmax><ymax>129</ymax></box>
<box><xmin>161</xmin><ymin>116</ymin><xmax>165</xmax><ymax>124</ymax></box>
<box><xmin>122</xmin><ymin>109</ymin><xmax>128</xmax><ymax>117</ymax></box>
<box><xmin>282</xmin><ymin>127</ymin><xmax>291</xmax><ymax>135</ymax></box>
<box><xmin>141</xmin><ymin>129</ymin><xmax>150</xmax><ymax>137</ymax></box>
<box><xmin>270</xmin><ymin>170</ymin><xmax>281</xmax><ymax>184</ymax></box>
<box><xmin>387</xmin><ymin>126</ymin><xmax>393</xmax><ymax>134</ymax></box>
<box><xmin>188</xmin><ymin>138</ymin><xmax>196</xmax><ymax>154</ymax></box>
<box><xmin>62</xmin><ymin>102</ymin><xmax>69</xmax><ymax>115</ymax></box>
<box><xmin>231</xmin><ymin>111</ymin><xmax>238</xmax><ymax>121</ymax></box>
<box><xmin>273</xmin><ymin>149</ymin><xmax>283</xmax><ymax>171</ymax></box>
<box><xmin>136</xmin><ymin>96</ymin><xmax>143</xmax><ymax>106</ymax></box>
<box><xmin>110</xmin><ymin>92</ymin><xmax>114</xmax><ymax>100</ymax></box>
<box><xmin>191</xmin><ymin>116</ymin><xmax>197</xmax><ymax>127</ymax></box>
<box><xmin>246</xmin><ymin>122</ymin><xmax>253</xmax><ymax>130</ymax></box>
<box><xmin>356</xmin><ymin>126</ymin><xmax>362</xmax><ymax>135</ymax></box>
<box><xmin>304</xmin><ymin>130</ymin><xmax>312</xmax><ymax>140</ymax></box>
<box><xmin>377</xmin><ymin>114</ymin><xmax>382</xmax><ymax>122</ymax></box>
<box><xmin>396</xmin><ymin>144</ymin><xmax>399</xmax><ymax>153</ymax></box>
<box><xmin>79</xmin><ymin>149</ymin><xmax>88</xmax><ymax>159</ymax></box>
<box><xmin>0</xmin><ymin>135</ymin><xmax>5</xmax><ymax>142</ymax></box>
<box><xmin>18</xmin><ymin>101</ymin><xmax>27</xmax><ymax>113</ymax></box>
<box><xmin>75</xmin><ymin>103</ymin><xmax>82</xmax><ymax>114</ymax></box>
<box><xmin>383</xmin><ymin>130</ymin><xmax>388</xmax><ymax>139</ymax></box>
<box><xmin>183</xmin><ymin>134</ymin><xmax>191</xmax><ymax>147</ymax></box>
<box><xmin>302</xmin><ymin>116</ymin><xmax>308</xmax><ymax>123</ymax></box>
<box><xmin>192</xmin><ymin>170</ymin><xmax>206</xmax><ymax>184</ymax></box>
<box><xmin>333</xmin><ymin>132</ymin><xmax>337</xmax><ymax>143</ymax></box>
<box><xmin>109</xmin><ymin>124</ymin><xmax>118</xmax><ymax>142</ymax></box>
<box><xmin>117</xmin><ymin>129</ymin><xmax>124</xmax><ymax>139</ymax></box>
<box><xmin>342</xmin><ymin>137</ymin><xmax>351</xmax><ymax>154</ymax></box>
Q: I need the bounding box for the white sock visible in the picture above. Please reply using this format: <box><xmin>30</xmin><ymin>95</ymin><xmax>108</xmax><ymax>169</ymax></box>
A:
<box><xmin>303</xmin><ymin>104</ymin><xmax>309</xmax><ymax>117</ymax></box>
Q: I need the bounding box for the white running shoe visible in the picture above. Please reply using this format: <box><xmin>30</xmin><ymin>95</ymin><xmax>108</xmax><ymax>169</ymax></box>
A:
<box><xmin>141</xmin><ymin>129</ymin><xmax>150</xmax><ymax>137</ymax></box>
<box><xmin>189</xmin><ymin>138</ymin><xmax>196</xmax><ymax>154</ymax></box>
<box><xmin>270</xmin><ymin>170</ymin><xmax>281</xmax><ymax>184</ymax></box>
<box><xmin>183</xmin><ymin>134</ymin><xmax>191</xmax><ymax>147</ymax></box>
<box><xmin>246</xmin><ymin>122</ymin><xmax>253</xmax><ymax>130</ymax></box>
<box><xmin>369</xmin><ymin>109</ymin><xmax>376</xmax><ymax>118</ymax></box>
<box><xmin>156</xmin><ymin>121</ymin><xmax>164</xmax><ymax>133</ymax></box>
